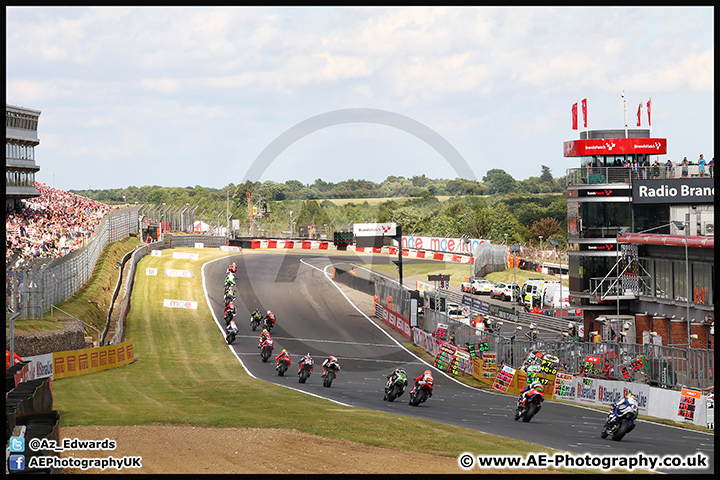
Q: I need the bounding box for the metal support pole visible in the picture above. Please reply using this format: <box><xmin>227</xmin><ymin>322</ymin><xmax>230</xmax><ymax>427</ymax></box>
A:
<box><xmin>684</xmin><ymin>217</ymin><xmax>690</xmax><ymax>347</ymax></box>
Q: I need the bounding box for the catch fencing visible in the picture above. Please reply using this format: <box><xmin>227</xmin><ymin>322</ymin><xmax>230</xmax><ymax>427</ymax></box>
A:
<box><xmin>418</xmin><ymin>307</ymin><xmax>713</xmax><ymax>391</ymax></box>
<box><xmin>6</xmin><ymin>207</ymin><xmax>141</xmax><ymax>320</ymax></box>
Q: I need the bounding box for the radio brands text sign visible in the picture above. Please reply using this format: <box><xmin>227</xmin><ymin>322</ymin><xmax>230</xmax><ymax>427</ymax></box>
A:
<box><xmin>354</xmin><ymin>223</ymin><xmax>396</xmax><ymax>237</ymax></box>
<box><xmin>632</xmin><ymin>179</ymin><xmax>714</xmax><ymax>204</ymax></box>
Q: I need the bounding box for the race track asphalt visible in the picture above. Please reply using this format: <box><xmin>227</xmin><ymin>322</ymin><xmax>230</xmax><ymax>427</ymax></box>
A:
<box><xmin>204</xmin><ymin>250</ymin><xmax>714</xmax><ymax>475</ymax></box>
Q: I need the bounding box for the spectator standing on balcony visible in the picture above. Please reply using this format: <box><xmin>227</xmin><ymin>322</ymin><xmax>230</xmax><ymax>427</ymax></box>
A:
<box><xmin>708</xmin><ymin>157</ymin><xmax>714</xmax><ymax>178</ymax></box>
<box><xmin>698</xmin><ymin>154</ymin><xmax>706</xmax><ymax>178</ymax></box>
<box><xmin>681</xmin><ymin>157</ymin><xmax>689</xmax><ymax>179</ymax></box>
<box><xmin>665</xmin><ymin>159</ymin><xmax>673</xmax><ymax>178</ymax></box>
<box><xmin>652</xmin><ymin>159</ymin><xmax>660</xmax><ymax>179</ymax></box>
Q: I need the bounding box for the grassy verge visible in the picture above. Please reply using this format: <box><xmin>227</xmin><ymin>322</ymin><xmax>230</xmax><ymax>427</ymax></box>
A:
<box><xmin>51</xmin><ymin>247</ymin><xmax>585</xmax><ymax>467</ymax></box>
<box><xmin>8</xmin><ymin>236</ymin><xmax>143</xmax><ymax>336</ymax></box>
<box><xmin>364</xmin><ymin>257</ymin><xmax>566</xmax><ymax>288</ymax></box>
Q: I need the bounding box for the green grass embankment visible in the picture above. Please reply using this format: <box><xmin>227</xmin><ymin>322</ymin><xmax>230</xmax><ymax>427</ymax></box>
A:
<box><xmin>51</xmin><ymin>247</ymin><xmax>574</xmax><ymax>464</ymax></box>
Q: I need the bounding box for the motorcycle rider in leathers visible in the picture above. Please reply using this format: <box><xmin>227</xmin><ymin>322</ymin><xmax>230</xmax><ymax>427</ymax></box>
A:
<box><xmin>276</xmin><ymin>349</ymin><xmax>291</xmax><ymax>371</ymax></box>
<box><xmin>321</xmin><ymin>355</ymin><xmax>341</xmax><ymax>377</ymax></box>
<box><xmin>258</xmin><ymin>329</ymin><xmax>272</xmax><ymax>349</ymax></box>
<box><xmin>413</xmin><ymin>369</ymin><xmax>434</xmax><ymax>397</ymax></box>
<box><xmin>518</xmin><ymin>380</ymin><xmax>545</xmax><ymax>405</ymax></box>
<box><xmin>298</xmin><ymin>353</ymin><xmax>314</xmax><ymax>375</ymax></box>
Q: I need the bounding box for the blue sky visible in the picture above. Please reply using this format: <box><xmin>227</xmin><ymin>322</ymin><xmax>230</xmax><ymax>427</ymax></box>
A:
<box><xmin>6</xmin><ymin>6</ymin><xmax>714</xmax><ymax>191</ymax></box>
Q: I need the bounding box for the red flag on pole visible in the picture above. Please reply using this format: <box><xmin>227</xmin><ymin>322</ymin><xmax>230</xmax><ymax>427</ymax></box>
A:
<box><xmin>646</xmin><ymin>98</ymin><xmax>651</xmax><ymax>127</ymax></box>
<box><xmin>637</xmin><ymin>101</ymin><xmax>642</xmax><ymax>127</ymax></box>
<box><xmin>571</xmin><ymin>102</ymin><xmax>578</xmax><ymax>130</ymax></box>
<box><xmin>581</xmin><ymin>98</ymin><xmax>587</xmax><ymax>128</ymax></box>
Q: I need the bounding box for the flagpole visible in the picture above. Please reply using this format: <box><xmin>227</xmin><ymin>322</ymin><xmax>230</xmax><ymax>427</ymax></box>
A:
<box><xmin>577</xmin><ymin>99</ymin><xmax>581</xmax><ymax>140</ymax></box>
<box><xmin>622</xmin><ymin>91</ymin><xmax>628</xmax><ymax>138</ymax></box>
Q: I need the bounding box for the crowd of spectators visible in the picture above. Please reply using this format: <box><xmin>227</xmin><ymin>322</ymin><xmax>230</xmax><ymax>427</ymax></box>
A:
<box><xmin>5</xmin><ymin>182</ymin><xmax>115</xmax><ymax>270</ymax></box>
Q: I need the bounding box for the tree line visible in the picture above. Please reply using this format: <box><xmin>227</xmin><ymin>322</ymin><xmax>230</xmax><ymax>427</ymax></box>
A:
<box><xmin>71</xmin><ymin>166</ymin><xmax>567</xmax><ymax>245</ymax></box>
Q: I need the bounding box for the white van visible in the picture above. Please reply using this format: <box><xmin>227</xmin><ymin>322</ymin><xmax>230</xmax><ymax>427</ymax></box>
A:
<box><xmin>543</xmin><ymin>284</ymin><xmax>570</xmax><ymax>309</ymax></box>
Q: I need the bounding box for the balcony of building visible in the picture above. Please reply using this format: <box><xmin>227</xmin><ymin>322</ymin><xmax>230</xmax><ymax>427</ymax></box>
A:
<box><xmin>567</xmin><ymin>165</ymin><xmax>711</xmax><ymax>186</ymax></box>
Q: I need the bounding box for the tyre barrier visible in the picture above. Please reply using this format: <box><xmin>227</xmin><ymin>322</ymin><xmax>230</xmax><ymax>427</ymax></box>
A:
<box><xmin>5</xmin><ymin>369</ymin><xmax>60</xmax><ymax>474</ymax></box>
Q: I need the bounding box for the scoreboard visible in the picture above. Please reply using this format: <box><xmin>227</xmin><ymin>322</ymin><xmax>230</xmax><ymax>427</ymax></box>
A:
<box><xmin>678</xmin><ymin>388</ymin><xmax>701</xmax><ymax>422</ymax></box>
<box><xmin>333</xmin><ymin>231</ymin><xmax>354</xmax><ymax>248</ymax></box>
<box><xmin>493</xmin><ymin>365</ymin><xmax>516</xmax><ymax>392</ymax></box>
<box><xmin>433</xmin><ymin>344</ymin><xmax>460</xmax><ymax>375</ymax></box>
<box><xmin>618</xmin><ymin>355</ymin><xmax>647</xmax><ymax>381</ymax></box>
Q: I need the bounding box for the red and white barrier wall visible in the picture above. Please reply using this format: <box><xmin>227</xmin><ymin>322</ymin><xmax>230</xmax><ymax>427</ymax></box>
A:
<box><xmin>246</xmin><ymin>239</ymin><xmax>474</xmax><ymax>264</ymax></box>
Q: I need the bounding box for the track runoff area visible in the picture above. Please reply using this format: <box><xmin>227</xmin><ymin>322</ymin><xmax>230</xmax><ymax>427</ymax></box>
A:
<box><xmin>200</xmin><ymin>245</ymin><xmax>712</xmax><ymax>475</ymax></box>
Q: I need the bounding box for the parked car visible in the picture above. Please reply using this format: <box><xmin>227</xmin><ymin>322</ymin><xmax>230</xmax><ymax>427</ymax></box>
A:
<box><xmin>461</xmin><ymin>278</ymin><xmax>494</xmax><ymax>295</ymax></box>
<box><xmin>490</xmin><ymin>282</ymin><xmax>521</xmax><ymax>302</ymax></box>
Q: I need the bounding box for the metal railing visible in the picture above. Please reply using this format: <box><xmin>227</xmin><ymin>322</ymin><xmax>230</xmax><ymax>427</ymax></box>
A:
<box><xmin>6</xmin><ymin>207</ymin><xmax>141</xmax><ymax>319</ymax></box>
<box><xmin>418</xmin><ymin>308</ymin><xmax>713</xmax><ymax>390</ymax></box>
<box><xmin>566</xmin><ymin>166</ymin><xmax>678</xmax><ymax>185</ymax></box>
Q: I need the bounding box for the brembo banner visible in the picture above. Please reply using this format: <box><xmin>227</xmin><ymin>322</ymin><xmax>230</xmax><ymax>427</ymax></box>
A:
<box><xmin>632</xmin><ymin>179</ymin><xmax>714</xmax><ymax>204</ymax></box>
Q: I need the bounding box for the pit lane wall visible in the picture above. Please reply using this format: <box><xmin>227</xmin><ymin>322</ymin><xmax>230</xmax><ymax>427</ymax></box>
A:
<box><xmin>409</xmin><ymin>326</ymin><xmax>712</xmax><ymax>429</ymax></box>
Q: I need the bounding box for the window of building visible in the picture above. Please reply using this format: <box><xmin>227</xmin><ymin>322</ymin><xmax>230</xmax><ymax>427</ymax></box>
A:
<box><xmin>638</xmin><ymin>258</ymin><xmax>653</xmax><ymax>296</ymax></box>
<box><xmin>673</xmin><ymin>260</ymin><xmax>688</xmax><ymax>302</ymax></box>
<box><xmin>580</xmin><ymin>202</ymin><xmax>631</xmax><ymax>238</ymax></box>
<box><xmin>654</xmin><ymin>259</ymin><xmax>672</xmax><ymax>300</ymax></box>
<box><xmin>633</xmin><ymin>205</ymin><xmax>670</xmax><ymax>234</ymax></box>
<box><xmin>692</xmin><ymin>262</ymin><xmax>713</xmax><ymax>306</ymax></box>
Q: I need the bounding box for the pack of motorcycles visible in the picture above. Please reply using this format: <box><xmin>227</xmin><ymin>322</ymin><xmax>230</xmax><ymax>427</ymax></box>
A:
<box><xmin>220</xmin><ymin>265</ymin><xmax>636</xmax><ymax>439</ymax></box>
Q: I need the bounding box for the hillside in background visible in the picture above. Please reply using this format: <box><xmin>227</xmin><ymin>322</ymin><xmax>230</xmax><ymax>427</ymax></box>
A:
<box><xmin>70</xmin><ymin>168</ymin><xmax>567</xmax><ymax>245</ymax></box>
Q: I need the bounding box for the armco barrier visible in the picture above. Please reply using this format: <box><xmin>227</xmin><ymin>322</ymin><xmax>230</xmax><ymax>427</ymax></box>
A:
<box><xmin>238</xmin><ymin>237</ymin><xmax>474</xmax><ymax>264</ymax></box>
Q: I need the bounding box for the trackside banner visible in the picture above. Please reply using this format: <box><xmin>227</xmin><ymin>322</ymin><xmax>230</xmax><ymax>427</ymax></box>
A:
<box><xmin>381</xmin><ymin>305</ymin><xmax>411</xmax><ymax>339</ymax></box>
<box><xmin>53</xmin><ymin>340</ymin><xmax>134</xmax><ymax>379</ymax></box>
<box><xmin>401</xmin><ymin>236</ymin><xmax>487</xmax><ymax>254</ymax></box>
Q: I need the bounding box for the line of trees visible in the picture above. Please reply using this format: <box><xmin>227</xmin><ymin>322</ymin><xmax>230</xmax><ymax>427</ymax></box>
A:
<box><xmin>70</xmin><ymin>166</ymin><xmax>567</xmax><ymax>245</ymax></box>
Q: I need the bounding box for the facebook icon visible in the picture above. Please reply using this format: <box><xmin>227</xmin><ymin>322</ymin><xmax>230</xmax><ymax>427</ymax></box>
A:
<box><xmin>9</xmin><ymin>454</ymin><xmax>25</xmax><ymax>471</ymax></box>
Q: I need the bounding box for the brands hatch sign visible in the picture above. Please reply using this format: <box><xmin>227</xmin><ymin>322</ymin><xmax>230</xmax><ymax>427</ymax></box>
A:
<box><xmin>632</xmin><ymin>179</ymin><xmax>714</xmax><ymax>204</ymax></box>
<box><xmin>353</xmin><ymin>222</ymin><xmax>396</xmax><ymax>237</ymax></box>
<box><xmin>563</xmin><ymin>138</ymin><xmax>666</xmax><ymax>157</ymax></box>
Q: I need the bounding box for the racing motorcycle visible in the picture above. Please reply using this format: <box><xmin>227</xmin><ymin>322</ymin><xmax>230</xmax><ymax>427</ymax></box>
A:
<box><xmin>260</xmin><ymin>338</ymin><xmax>274</xmax><ymax>363</ymax></box>
<box><xmin>223</xmin><ymin>308</ymin><xmax>235</xmax><ymax>326</ymax></box>
<box><xmin>224</xmin><ymin>289</ymin><xmax>235</xmax><ymax>306</ymax></box>
<box><xmin>322</xmin><ymin>363</ymin><xmax>340</xmax><ymax>388</ymax></box>
<box><xmin>514</xmin><ymin>386</ymin><xmax>544</xmax><ymax>423</ymax></box>
<box><xmin>263</xmin><ymin>316</ymin><xmax>274</xmax><ymax>332</ymax></box>
<box><xmin>601</xmin><ymin>398</ymin><xmax>638</xmax><ymax>441</ymax></box>
<box><xmin>298</xmin><ymin>361</ymin><xmax>313</xmax><ymax>384</ymax></box>
<box><xmin>225</xmin><ymin>321</ymin><xmax>238</xmax><ymax>345</ymax></box>
<box><xmin>276</xmin><ymin>356</ymin><xmax>290</xmax><ymax>376</ymax></box>
<box><xmin>250</xmin><ymin>311</ymin><xmax>262</xmax><ymax>331</ymax></box>
<box><xmin>384</xmin><ymin>371</ymin><xmax>408</xmax><ymax>402</ymax></box>
<box><xmin>408</xmin><ymin>380</ymin><xmax>433</xmax><ymax>407</ymax></box>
